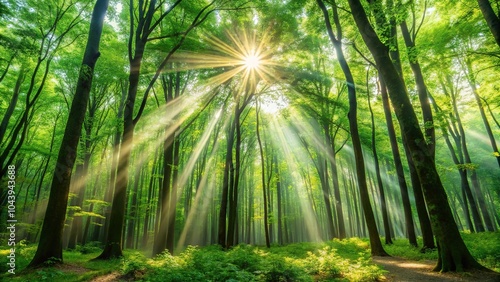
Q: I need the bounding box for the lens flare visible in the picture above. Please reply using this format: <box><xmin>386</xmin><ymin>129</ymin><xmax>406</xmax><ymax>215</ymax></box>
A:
<box><xmin>243</xmin><ymin>52</ymin><xmax>261</xmax><ymax>70</ymax></box>
<box><xmin>169</xmin><ymin>28</ymin><xmax>279</xmax><ymax>92</ymax></box>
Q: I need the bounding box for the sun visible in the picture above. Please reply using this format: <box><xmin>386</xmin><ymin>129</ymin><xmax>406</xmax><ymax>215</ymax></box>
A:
<box><xmin>170</xmin><ymin>28</ymin><xmax>278</xmax><ymax>90</ymax></box>
<box><xmin>243</xmin><ymin>52</ymin><xmax>261</xmax><ymax>70</ymax></box>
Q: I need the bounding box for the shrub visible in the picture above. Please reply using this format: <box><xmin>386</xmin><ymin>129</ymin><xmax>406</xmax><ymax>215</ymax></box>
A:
<box><xmin>76</xmin><ymin>241</ymin><xmax>102</xmax><ymax>254</ymax></box>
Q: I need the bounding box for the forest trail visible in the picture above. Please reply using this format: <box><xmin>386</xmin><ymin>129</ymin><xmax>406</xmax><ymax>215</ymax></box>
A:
<box><xmin>374</xmin><ymin>256</ymin><xmax>500</xmax><ymax>282</ymax></box>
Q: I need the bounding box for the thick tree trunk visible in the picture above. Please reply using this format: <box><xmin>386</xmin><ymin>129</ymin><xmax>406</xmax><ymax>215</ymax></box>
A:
<box><xmin>28</xmin><ymin>0</ymin><xmax>109</xmax><ymax>267</ymax></box>
<box><xmin>477</xmin><ymin>0</ymin><xmax>500</xmax><ymax>48</ymax></box>
<box><xmin>347</xmin><ymin>0</ymin><xmax>487</xmax><ymax>271</ymax></box>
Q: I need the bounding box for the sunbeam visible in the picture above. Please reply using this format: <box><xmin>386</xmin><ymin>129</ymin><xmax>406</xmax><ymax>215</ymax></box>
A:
<box><xmin>267</xmin><ymin>114</ymin><xmax>323</xmax><ymax>242</ymax></box>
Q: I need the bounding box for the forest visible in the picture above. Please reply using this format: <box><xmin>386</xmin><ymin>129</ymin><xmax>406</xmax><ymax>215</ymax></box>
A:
<box><xmin>1</xmin><ymin>0</ymin><xmax>500</xmax><ymax>281</ymax></box>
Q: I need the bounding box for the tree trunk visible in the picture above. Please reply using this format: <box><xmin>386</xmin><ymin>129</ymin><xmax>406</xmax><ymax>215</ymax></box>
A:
<box><xmin>367</xmin><ymin>77</ymin><xmax>392</xmax><ymax>244</ymax></box>
<box><xmin>400</xmin><ymin>21</ymin><xmax>435</xmax><ymax>156</ymax></box>
<box><xmin>347</xmin><ymin>0</ymin><xmax>487</xmax><ymax>271</ymax></box>
<box><xmin>317</xmin><ymin>0</ymin><xmax>388</xmax><ymax>256</ymax></box>
<box><xmin>0</xmin><ymin>66</ymin><xmax>24</xmax><ymax>145</ymax></box>
<box><xmin>477</xmin><ymin>0</ymin><xmax>500</xmax><ymax>48</ymax></box>
<box><xmin>167</xmin><ymin>136</ymin><xmax>180</xmax><ymax>252</ymax></box>
<box><xmin>227</xmin><ymin>105</ymin><xmax>242</xmax><ymax>248</ymax></box>
<box><xmin>126</xmin><ymin>159</ymin><xmax>141</xmax><ymax>249</ymax></box>
<box><xmin>153</xmin><ymin>131</ymin><xmax>174</xmax><ymax>255</ymax></box>
<box><xmin>256</xmin><ymin>100</ymin><xmax>271</xmax><ymax>248</ymax></box>
<box><xmin>218</xmin><ymin>116</ymin><xmax>235</xmax><ymax>247</ymax></box>
<box><xmin>464</xmin><ymin>58</ymin><xmax>500</xmax><ymax>168</ymax></box>
<box><xmin>275</xmin><ymin>155</ymin><xmax>283</xmax><ymax>245</ymax></box>
<box><xmin>28</xmin><ymin>0</ymin><xmax>109</xmax><ymax>267</ymax></box>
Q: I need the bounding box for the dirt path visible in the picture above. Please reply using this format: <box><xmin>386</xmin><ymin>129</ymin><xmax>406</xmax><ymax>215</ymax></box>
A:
<box><xmin>373</xmin><ymin>256</ymin><xmax>500</xmax><ymax>282</ymax></box>
<box><xmin>89</xmin><ymin>272</ymin><xmax>121</xmax><ymax>282</ymax></box>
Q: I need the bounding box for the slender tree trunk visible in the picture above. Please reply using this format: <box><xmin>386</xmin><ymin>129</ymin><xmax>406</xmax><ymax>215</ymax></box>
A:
<box><xmin>367</xmin><ymin>76</ymin><xmax>392</xmax><ymax>244</ymax></box>
<box><xmin>400</xmin><ymin>21</ymin><xmax>435</xmax><ymax>156</ymax></box>
<box><xmin>379</xmin><ymin>73</ymin><xmax>419</xmax><ymax>246</ymax></box>
<box><xmin>218</xmin><ymin>116</ymin><xmax>235</xmax><ymax>247</ymax></box>
<box><xmin>275</xmin><ymin>155</ymin><xmax>283</xmax><ymax>245</ymax></box>
<box><xmin>256</xmin><ymin>100</ymin><xmax>271</xmax><ymax>248</ymax></box>
<box><xmin>319</xmin><ymin>155</ymin><xmax>335</xmax><ymax>239</ymax></box>
<box><xmin>102</xmin><ymin>82</ymin><xmax>126</xmax><ymax>243</ymax></box>
<box><xmin>29</xmin><ymin>0</ymin><xmax>109</xmax><ymax>266</ymax></box>
<box><xmin>126</xmin><ymin>159</ymin><xmax>141</xmax><ymax>249</ymax></box>
<box><xmin>325</xmin><ymin>132</ymin><xmax>346</xmax><ymax>239</ymax></box>
<box><xmin>0</xmin><ymin>66</ymin><xmax>25</xmax><ymax>145</ymax></box>
<box><xmin>153</xmin><ymin>131</ymin><xmax>174</xmax><ymax>255</ymax></box>
<box><xmin>371</xmin><ymin>0</ymin><xmax>420</xmax><ymax>247</ymax></box>
<box><xmin>167</xmin><ymin>136</ymin><xmax>180</xmax><ymax>252</ymax></box>
<box><xmin>227</xmin><ymin>105</ymin><xmax>242</xmax><ymax>248</ymax></box>
<box><xmin>317</xmin><ymin>0</ymin><xmax>388</xmax><ymax>256</ymax></box>
<box><xmin>464</xmin><ymin>58</ymin><xmax>500</xmax><ymax>168</ymax></box>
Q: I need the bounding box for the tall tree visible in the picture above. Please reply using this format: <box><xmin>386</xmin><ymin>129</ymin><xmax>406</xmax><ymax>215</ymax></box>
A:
<box><xmin>367</xmin><ymin>0</ymin><xmax>418</xmax><ymax>248</ymax></box>
<box><xmin>256</xmin><ymin>98</ymin><xmax>271</xmax><ymax>248</ymax></box>
<box><xmin>28</xmin><ymin>0</ymin><xmax>109</xmax><ymax>267</ymax></box>
<box><xmin>317</xmin><ymin>0</ymin><xmax>388</xmax><ymax>256</ymax></box>
<box><xmin>366</xmin><ymin>70</ymin><xmax>392</xmax><ymax>245</ymax></box>
<box><xmin>347</xmin><ymin>0</ymin><xmax>488</xmax><ymax>271</ymax></box>
<box><xmin>97</xmin><ymin>0</ymin><xmax>219</xmax><ymax>259</ymax></box>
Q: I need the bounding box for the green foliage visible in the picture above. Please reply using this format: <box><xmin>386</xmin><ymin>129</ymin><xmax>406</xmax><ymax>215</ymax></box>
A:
<box><xmin>461</xmin><ymin>232</ymin><xmax>500</xmax><ymax>272</ymax></box>
<box><xmin>303</xmin><ymin>247</ymin><xmax>342</xmax><ymax>279</ymax></box>
<box><xmin>383</xmin><ymin>238</ymin><xmax>438</xmax><ymax>261</ymax></box>
<box><xmin>140</xmin><ymin>241</ymin><xmax>384</xmax><ymax>282</ymax></box>
<box><xmin>76</xmin><ymin>242</ymin><xmax>103</xmax><ymax>254</ymax></box>
<box><xmin>384</xmin><ymin>232</ymin><xmax>500</xmax><ymax>272</ymax></box>
<box><xmin>7</xmin><ymin>234</ymin><xmax>500</xmax><ymax>281</ymax></box>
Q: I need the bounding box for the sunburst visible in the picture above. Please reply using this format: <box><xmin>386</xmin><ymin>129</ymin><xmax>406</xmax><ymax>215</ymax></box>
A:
<box><xmin>171</xmin><ymin>28</ymin><xmax>277</xmax><ymax>92</ymax></box>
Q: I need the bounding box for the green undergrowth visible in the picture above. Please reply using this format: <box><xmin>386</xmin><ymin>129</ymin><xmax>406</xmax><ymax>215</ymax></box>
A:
<box><xmin>383</xmin><ymin>231</ymin><xmax>500</xmax><ymax>272</ymax></box>
<box><xmin>128</xmin><ymin>238</ymin><xmax>385</xmax><ymax>281</ymax></box>
<box><xmin>1</xmin><ymin>238</ymin><xmax>385</xmax><ymax>281</ymax></box>
<box><xmin>0</xmin><ymin>241</ymin><xmax>121</xmax><ymax>281</ymax></box>
<box><xmin>1</xmin><ymin>232</ymin><xmax>498</xmax><ymax>281</ymax></box>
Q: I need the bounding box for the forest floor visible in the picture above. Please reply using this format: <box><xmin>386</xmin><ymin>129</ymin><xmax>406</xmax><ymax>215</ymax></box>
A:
<box><xmin>2</xmin><ymin>233</ymin><xmax>499</xmax><ymax>281</ymax></box>
<box><xmin>374</xmin><ymin>256</ymin><xmax>500</xmax><ymax>282</ymax></box>
<box><xmin>86</xmin><ymin>256</ymin><xmax>500</xmax><ymax>282</ymax></box>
